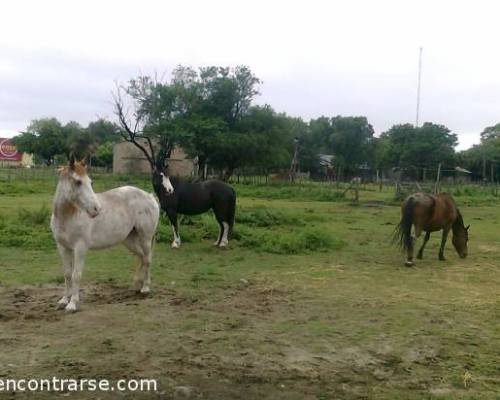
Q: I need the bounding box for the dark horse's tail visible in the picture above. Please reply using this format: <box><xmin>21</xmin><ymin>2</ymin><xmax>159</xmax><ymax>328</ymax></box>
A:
<box><xmin>393</xmin><ymin>196</ymin><xmax>416</xmax><ymax>251</ymax></box>
<box><xmin>228</xmin><ymin>188</ymin><xmax>236</xmax><ymax>236</ymax></box>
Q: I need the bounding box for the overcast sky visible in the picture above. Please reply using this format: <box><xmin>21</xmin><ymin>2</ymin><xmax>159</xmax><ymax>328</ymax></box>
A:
<box><xmin>1</xmin><ymin>0</ymin><xmax>499</xmax><ymax>150</ymax></box>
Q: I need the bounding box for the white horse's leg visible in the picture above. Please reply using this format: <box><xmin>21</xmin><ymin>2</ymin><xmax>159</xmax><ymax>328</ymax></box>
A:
<box><xmin>66</xmin><ymin>246</ymin><xmax>87</xmax><ymax>313</ymax></box>
<box><xmin>56</xmin><ymin>244</ymin><xmax>73</xmax><ymax>309</ymax></box>
<box><xmin>123</xmin><ymin>233</ymin><xmax>146</xmax><ymax>291</ymax></box>
<box><xmin>139</xmin><ymin>242</ymin><xmax>152</xmax><ymax>294</ymax></box>
<box><xmin>218</xmin><ymin>222</ymin><xmax>230</xmax><ymax>247</ymax></box>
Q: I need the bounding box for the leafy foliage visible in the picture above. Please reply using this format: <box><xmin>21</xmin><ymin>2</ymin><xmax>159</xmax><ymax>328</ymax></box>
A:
<box><xmin>13</xmin><ymin>117</ymin><xmax>120</xmax><ymax>167</ymax></box>
<box><xmin>380</xmin><ymin>122</ymin><xmax>458</xmax><ymax>169</ymax></box>
<box><xmin>117</xmin><ymin>65</ymin><xmax>297</xmax><ymax>179</ymax></box>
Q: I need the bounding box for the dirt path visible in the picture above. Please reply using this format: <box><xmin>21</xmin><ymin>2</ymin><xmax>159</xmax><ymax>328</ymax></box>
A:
<box><xmin>0</xmin><ymin>279</ymin><xmax>495</xmax><ymax>399</ymax></box>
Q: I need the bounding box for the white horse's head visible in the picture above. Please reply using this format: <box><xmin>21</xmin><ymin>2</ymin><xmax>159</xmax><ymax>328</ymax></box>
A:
<box><xmin>58</xmin><ymin>156</ymin><xmax>101</xmax><ymax>218</ymax></box>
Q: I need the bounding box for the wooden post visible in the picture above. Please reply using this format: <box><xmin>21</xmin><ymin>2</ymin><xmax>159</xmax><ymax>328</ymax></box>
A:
<box><xmin>289</xmin><ymin>137</ymin><xmax>299</xmax><ymax>183</ymax></box>
<box><xmin>434</xmin><ymin>163</ymin><xmax>442</xmax><ymax>194</ymax></box>
<box><xmin>482</xmin><ymin>157</ymin><xmax>487</xmax><ymax>183</ymax></box>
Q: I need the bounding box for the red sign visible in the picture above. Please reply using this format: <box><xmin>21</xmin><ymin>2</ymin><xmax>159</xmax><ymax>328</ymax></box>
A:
<box><xmin>0</xmin><ymin>138</ymin><xmax>22</xmax><ymax>161</ymax></box>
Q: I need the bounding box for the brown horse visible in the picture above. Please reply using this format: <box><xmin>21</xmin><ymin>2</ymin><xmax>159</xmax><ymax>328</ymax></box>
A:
<box><xmin>394</xmin><ymin>192</ymin><xmax>469</xmax><ymax>266</ymax></box>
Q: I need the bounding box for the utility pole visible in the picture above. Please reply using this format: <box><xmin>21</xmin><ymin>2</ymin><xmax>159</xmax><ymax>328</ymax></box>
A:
<box><xmin>416</xmin><ymin>47</ymin><xmax>423</xmax><ymax>127</ymax></box>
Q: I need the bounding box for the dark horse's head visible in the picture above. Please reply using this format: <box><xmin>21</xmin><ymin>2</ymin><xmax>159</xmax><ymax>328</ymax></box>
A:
<box><xmin>152</xmin><ymin>163</ymin><xmax>174</xmax><ymax>196</ymax></box>
<box><xmin>452</xmin><ymin>212</ymin><xmax>469</xmax><ymax>258</ymax></box>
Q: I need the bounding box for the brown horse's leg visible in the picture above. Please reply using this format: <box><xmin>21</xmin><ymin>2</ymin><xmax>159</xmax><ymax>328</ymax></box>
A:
<box><xmin>405</xmin><ymin>237</ymin><xmax>415</xmax><ymax>266</ymax></box>
<box><xmin>417</xmin><ymin>231</ymin><xmax>431</xmax><ymax>259</ymax></box>
<box><xmin>438</xmin><ymin>228</ymin><xmax>450</xmax><ymax>261</ymax></box>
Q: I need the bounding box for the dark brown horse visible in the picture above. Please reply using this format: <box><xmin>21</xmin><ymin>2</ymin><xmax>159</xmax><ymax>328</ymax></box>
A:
<box><xmin>394</xmin><ymin>192</ymin><xmax>469</xmax><ymax>266</ymax></box>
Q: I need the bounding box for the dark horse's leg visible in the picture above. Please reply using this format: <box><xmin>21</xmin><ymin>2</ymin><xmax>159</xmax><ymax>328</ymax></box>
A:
<box><xmin>213</xmin><ymin>208</ymin><xmax>228</xmax><ymax>247</ymax></box>
<box><xmin>213</xmin><ymin>203</ymin><xmax>232</xmax><ymax>248</ymax></box>
<box><xmin>167</xmin><ymin>210</ymin><xmax>181</xmax><ymax>248</ymax></box>
<box><xmin>417</xmin><ymin>231</ymin><xmax>431</xmax><ymax>259</ymax></box>
<box><xmin>438</xmin><ymin>228</ymin><xmax>450</xmax><ymax>261</ymax></box>
<box><xmin>213</xmin><ymin>219</ymin><xmax>224</xmax><ymax>247</ymax></box>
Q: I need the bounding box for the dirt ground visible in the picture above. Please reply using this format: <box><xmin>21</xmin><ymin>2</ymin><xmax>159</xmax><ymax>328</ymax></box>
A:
<box><xmin>0</xmin><ymin>282</ymin><xmax>340</xmax><ymax>399</ymax></box>
<box><xmin>1</xmin><ymin>275</ymin><xmax>495</xmax><ymax>400</ymax></box>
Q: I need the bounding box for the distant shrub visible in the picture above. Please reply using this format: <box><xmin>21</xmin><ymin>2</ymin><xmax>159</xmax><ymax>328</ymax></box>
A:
<box><xmin>235</xmin><ymin>226</ymin><xmax>345</xmax><ymax>254</ymax></box>
<box><xmin>18</xmin><ymin>205</ymin><xmax>51</xmax><ymax>226</ymax></box>
<box><xmin>0</xmin><ymin>222</ymin><xmax>54</xmax><ymax>249</ymax></box>
<box><xmin>0</xmin><ymin>205</ymin><xmax>53</xmax><ymax>249</ymax></box>
<box><xmin>236</xmin><ymin>207</ymin><xmax>304</xmax><ymax>227</ymax></box>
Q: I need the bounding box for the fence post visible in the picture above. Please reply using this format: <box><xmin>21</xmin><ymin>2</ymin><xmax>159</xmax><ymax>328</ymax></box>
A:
<box><xmin>434</xmin><ymin>163</ymin><xmax>442</xmax><ymax>194</ymax></box>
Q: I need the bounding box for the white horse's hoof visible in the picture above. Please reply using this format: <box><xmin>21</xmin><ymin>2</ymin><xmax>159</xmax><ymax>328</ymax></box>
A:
<box><xmin>56</xmin><ymin>297</ymin><xmax>70</xmax><ymax>310</ymax></box>
<box><xmin>218</xmin><ymin>241</ymin><xmax>228</xmax><ymax>248</ymax></box>
<box><xmin>140</xmin><ymin>286</ymin><xmax>151</xmax><ymax>294</ymax></box>
<box><xmin>405</xmin><ymin>261</ymin><xmax>414</xmax><ymax>267</ymax></box>
<box><xmin>171</xmin><ymin>241</ymin><xmax>180</xmax><ymax>249</ymax></box>
<box><xmin>65</xmin><ymin>302</ymin><xmax>78</xmax><ymax>313</ymax></box>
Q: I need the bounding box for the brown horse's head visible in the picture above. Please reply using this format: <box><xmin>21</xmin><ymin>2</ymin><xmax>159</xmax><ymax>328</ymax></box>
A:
<box><xmin>452</xmin><ymin>213</ymin><xmax>469</xmax><ymax>258</ymax></box>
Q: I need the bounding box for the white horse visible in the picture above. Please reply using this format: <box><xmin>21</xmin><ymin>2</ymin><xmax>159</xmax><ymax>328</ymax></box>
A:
<box><xmin>50</xmin><ymin>157</ymin><xmax>160</xmax><ymax>312</ymax></box>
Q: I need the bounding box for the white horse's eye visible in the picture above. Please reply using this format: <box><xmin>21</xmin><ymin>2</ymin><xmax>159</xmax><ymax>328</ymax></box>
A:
<box><xmin>75</xmin><ymin>180</ymin><xmax>82</xmax><ymax>186</ymax></box>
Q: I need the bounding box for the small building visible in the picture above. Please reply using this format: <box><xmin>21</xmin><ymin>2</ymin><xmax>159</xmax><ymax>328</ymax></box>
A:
<box><xmin>0</xmin><ymin>138</ymin><xmax>33</xmax><ymax>167</ymax></box>
<box><xmin>113</xmin><ymin>140</ymin><xmax>195</xmax><ymax>177</ymax></box>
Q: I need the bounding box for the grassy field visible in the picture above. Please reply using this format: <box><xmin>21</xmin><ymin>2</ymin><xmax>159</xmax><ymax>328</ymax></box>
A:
<box><xmin>0</xmin><ymin>174</ymin><xmax>499</xmax><ymax>399</ymax></box>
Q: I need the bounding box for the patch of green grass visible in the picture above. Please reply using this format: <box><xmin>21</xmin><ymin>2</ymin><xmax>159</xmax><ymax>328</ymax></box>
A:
<box><xmin>0</xmin><ymin>206</ymin><xmax>54</xmax><ymax>250</ymax></box>
<box><xmin>17</xmin><ymin>205</ymin><xmax>51</xmax><ymax>226</ymax></box>
<box><xmin>235</xmin><ymin>206</ymin><xmax>306</xmax><ymax>227</ymax></box>
<box><xmin>235</xmin><ymin>225</ymin><xmax>345</xmax><ymax>254</ymax></box>
<box><xmin>1</xmin><ymin>175</ymin><xmax>500</xmax><ymax>399</ymax></box>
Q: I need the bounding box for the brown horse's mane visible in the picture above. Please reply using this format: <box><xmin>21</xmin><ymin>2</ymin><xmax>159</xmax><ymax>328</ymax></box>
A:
<box><xmin>454</xmin><ymin>208</ymin><xmax>463</xmax><ymax>225</ymax></box>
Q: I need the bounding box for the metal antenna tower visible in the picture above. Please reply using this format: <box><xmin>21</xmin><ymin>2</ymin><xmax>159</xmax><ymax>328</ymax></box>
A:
<box><xmin>416</xmin><ymin>47</ymin><xmax>423</xmax><ymax>127</ymax></box>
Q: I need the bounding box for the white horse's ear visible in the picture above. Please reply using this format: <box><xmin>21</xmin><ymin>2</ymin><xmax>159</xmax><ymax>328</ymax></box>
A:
<box><xmin>57</xmin><ymin>167</ymin><xmax>65</xmax><ymax>173</ymax></box>
<box><xmin>80</xmin><ymin>154</ymin><xmax>90</xmax><ymax>167</ymax></box>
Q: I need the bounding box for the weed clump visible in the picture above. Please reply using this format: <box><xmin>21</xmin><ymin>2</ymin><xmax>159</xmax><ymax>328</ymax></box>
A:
<box><xmin>236</xmin><ymin>226</ymin><xmax>345</xmax><ymax>254</ymax></box>
<box><xmin>18</xmin><ymin>205</ymin><xmax>51</xmax><ymax>226</ymax></box>
<box><xmin>236</xmin><ymin>207</ymin><xmax>304</xmax><ymax>227</ymax></box>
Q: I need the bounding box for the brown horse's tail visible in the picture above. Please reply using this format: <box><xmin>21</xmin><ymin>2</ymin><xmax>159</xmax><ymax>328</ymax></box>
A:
<box><xmin>393</xmin><ymin>196</ymin><xmax>416</xmax><ymax>251</ymax></box>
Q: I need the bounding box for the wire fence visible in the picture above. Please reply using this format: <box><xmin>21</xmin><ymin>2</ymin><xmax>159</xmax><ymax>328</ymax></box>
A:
<box><xmin>0</xmin><ymin>166</ymin><xmax>498</xmax><ymax>201</ymax></box>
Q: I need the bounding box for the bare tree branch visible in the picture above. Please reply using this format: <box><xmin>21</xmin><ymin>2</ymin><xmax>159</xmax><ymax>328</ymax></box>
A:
<box><xmin>112</xmin><ymin>84</ymin><xmax>157</xmax><ymax>170</ymax></box>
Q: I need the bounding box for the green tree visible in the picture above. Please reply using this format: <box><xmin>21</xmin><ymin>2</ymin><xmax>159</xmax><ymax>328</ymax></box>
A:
<box><xmin>93</xmin><ymin>142</ymin><xmax>114</xmax><ymax>168</ymax></box>
<box><xmin>64</xmin><ymin>121</ymin><xmax>92</xmax><ymax>158</ymax></box>
<box><xmin>327</xmin><ymin>116</ymin><xmax>375</xmax><ymax>179</ymax></box>
<box><xmin>459</xmin><ymin>123</ymin><xmax>500</xmax><ymax>180</ymax></box>
<box><xmin>480</xmin><ymin>122</ymin><xmax>500</xmax><ymax>142</ymax></box>
<box><xmin>381</xmin><ymin>122</ymin><xmax>457</xmax><ymax>171</ymax></box>
<box><xmin>114</xmin><ymin>65</ymin><xmax>263</xmax><ymax>178</ymax></box>
<box><xmin>14</xmin><ymin>118</ymin><xmax>66</xmax><ymax>165</ymax></box>
<box><xmin>298</xmin><ymin>117</ymin><xmax>329</xmax><ymax>175</ymax></box>
<box><xmin>87</xmin><ymin>119</ymin><xmax>121</xmax><ymax>144</ymax></box>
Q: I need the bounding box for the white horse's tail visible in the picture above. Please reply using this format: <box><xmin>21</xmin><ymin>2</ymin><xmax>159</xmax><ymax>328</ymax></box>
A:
<box><xmin>151</xmin><ymin>192</ymin><xmax>161</xmax><ymax>247</ymax></box>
